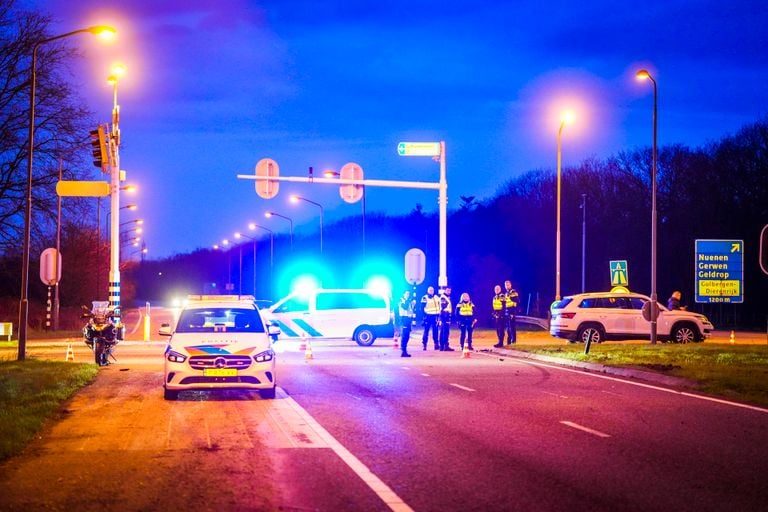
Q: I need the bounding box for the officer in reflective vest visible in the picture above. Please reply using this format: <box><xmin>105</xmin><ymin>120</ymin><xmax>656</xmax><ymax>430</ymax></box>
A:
<box><xmin>421</xmin><ymin>286</ymin><xmax>441</xmax><ymax>350</ymax></box>
<box><xmin>492</xmin><ymin>285</ymin><xmax>505</xmax><ymax>348</ymax></box>
<box><xmin>457</xmin><ymin>292</ymin><xmax>477</xmax><ymax>350</ymax></box>
<box><xmin>438</xmin><ymin>287</ymin><xmax>454</xmax><ymax>351</ymax></box>
<box><xmin>398</xmin><ymin>290</ymin><xmax>416</xmax><ymax>357</ymax></box>
<box><xmin>504</xmin><ymin>280</ymin><xmax>519</xmax><ymax>344</ymax></box>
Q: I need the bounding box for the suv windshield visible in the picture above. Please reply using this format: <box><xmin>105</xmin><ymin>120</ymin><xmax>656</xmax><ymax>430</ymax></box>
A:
<box><xmin>176</xmin><ymin>307</ymin><xmax>265</xmax><ymax>333</ymax></box>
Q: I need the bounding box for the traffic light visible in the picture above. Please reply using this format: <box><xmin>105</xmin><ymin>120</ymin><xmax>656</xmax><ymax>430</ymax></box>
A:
<box><xmin>89</xmin><ymin>125</ymin><xmax>108</xmax><ymax>173</ymax></box>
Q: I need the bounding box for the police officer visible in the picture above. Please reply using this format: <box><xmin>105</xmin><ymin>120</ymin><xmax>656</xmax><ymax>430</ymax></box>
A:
<box><xmin>504</xmin><ymin>280</ymin><xmax>519</xmax><ymax>345</ymax></box>
<box><xmin>457</xmin><ymin>292</ymin><xmax>477</xmax><ymax>350</ymax></box>
<box><xmin>421</xmin><ymin>286</ymin><xmax>440</xmax><ymax>350</ymax></box>
<box><xmin>398</xmin><ymin>290</ymin><xmax>416</xmax><ymax>357</ymax></box>
<box><xmin>438</xmin><ymin>287</ymin><xmax>454</xmax><ymax>351</ymax></box>
<box><xmin>492</xmin><ymin>285</ymin><xmax>505</xmax><ymax>348</ymax></box>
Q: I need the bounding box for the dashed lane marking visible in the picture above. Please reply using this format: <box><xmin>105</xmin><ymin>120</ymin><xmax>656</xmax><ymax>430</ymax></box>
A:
<box><xmin>420</xmin><ymin>373</ymin><xmax>430</xmax><ymax>377</ymax></box>
<box><xmin>449</xmin><ymin>383</ymin><xmax>475</xmax><ymax>392</ymax></box>
<box><xmin>560</xmin><ymin>421</ymin><xmax>611</xmax><ymax>438</ymax></box>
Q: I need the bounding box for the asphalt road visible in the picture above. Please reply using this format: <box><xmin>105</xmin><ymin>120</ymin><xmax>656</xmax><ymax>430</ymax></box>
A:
<box><xmin>1</xmin><ymin>312</ymin><xmax>767</xmax><ymax>511</ymax></box>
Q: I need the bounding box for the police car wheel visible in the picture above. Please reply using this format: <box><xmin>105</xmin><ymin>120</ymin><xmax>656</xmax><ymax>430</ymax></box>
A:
<box><xmin>260</xmin><ymin>386</ymin><xmax>276</xmax><ymax>399</ymax></box>
<box><xmin>354</xmin><ymin>327</ymin><xmax>375</xmax><ymax>346</ymax></box>
<box><xmin>163</xmin><ymin>387</ymin><xmax>179</xmax><ymax>401</ymax></box>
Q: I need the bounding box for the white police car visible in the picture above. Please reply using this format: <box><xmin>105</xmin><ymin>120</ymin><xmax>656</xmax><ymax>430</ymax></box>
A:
<box><xmin>160</xmin><ymin>295</ymin><xmax>279</xmax><ymax>400</ymax></box>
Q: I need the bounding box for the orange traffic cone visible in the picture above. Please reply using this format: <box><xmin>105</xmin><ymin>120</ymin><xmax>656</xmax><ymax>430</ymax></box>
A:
<box><xmin>730</xmin><ymin>330</ymin><xmax>735</xmax><ymax>344</ymax></box>
<box><xmin>65</xmin><ymin>343</ymin><xmax>75</xmax><ymax>361</ymax></box>
<box><xmin>461</xmin><ymin>345</ymin><xmax>471</xmax><ymax>359</ymax></box>
<box><xmin>299</xmin><ymin>335</ymin><xmax>307</xmax><ymax>352</ymax></box>
<box><xmin>304</xmin><ymin>338</ymin><xmax>313</xmax><ymax>360</ymax></box>
<box><xmin>393</xmin><ymin>335</ymin><xmax>400</xmax><ymax>350</ymax></box>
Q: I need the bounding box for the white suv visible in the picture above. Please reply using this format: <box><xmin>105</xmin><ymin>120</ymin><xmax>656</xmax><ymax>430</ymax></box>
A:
<box><xmin>160</xmin><ymin>295</ymin><xmax>279</xmax><ymax>400</ymax></box>
<box><xmin>550</xmin><ymin>291</ymin><xmax>714</xmax><ymax>344</ymax></box>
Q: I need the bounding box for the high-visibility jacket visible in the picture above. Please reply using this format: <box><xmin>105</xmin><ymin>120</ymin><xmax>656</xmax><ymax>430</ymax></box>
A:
<box><xmin>458</xmin><ymin>300</ymin><xmax>475</xmax><ymax>317</ymax></box>
<box><xmin>399</xmin><ymin>298</ymin><xmax>415</xmax><ymax>327</ymax></box>
<box><xmin>439</xmin><ymin>293</ymin><xmax>452</xmax><ymax>320</ymax></box>
<box><xmin>422</xmin><ymin>294</ymin><xmax>440</xmax><ymax>315</ymax></box>
<box><xmin>492</xmin><ymin>294</ymin><xmax>505</xmax><ymax>312</ymax></box>
<box><xmin>505</xmin><ymin>289</ymin><xmax>519</xmax><ymax>315</ymax></box>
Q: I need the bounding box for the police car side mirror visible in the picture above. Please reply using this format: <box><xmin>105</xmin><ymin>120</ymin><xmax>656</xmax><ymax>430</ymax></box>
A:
<box><xmin>158</xmin><ymin>324</ymin><xmax>172</xmax><ymax>337</ymax></box>
<box><xmin>267</xmin><ymin>323</ymin><xmax>281</xmax><ymax>337</ymax></box>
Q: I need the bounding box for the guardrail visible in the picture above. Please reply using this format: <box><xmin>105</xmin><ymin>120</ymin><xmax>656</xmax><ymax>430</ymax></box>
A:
<box><xmin>517</xmin><ymin>315</ymin><xmax>549</xmax><ymax>330</ymax></box>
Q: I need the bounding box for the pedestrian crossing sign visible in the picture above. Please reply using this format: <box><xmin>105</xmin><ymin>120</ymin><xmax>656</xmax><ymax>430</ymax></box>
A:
<box><xmin>610</xmin><ymin>260</ymin><xmax>628</xmax><ymax>286</ymax></box>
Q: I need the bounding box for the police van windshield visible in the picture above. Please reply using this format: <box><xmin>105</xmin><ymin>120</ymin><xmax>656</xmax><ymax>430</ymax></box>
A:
<box><xmin>176</xmin><ymin>308</ymin><xmax>265</xmax><ymax>333</ymax></box>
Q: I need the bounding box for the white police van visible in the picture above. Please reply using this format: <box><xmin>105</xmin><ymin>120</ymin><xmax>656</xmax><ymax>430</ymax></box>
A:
<box><xmin>264</xmin><ymin>288</ymin><xmax>393</xmax><ymax>346</ymax></box>
<box><xmin>160</xmin><ymin>295</ymin><xmax>279</xmax><ymax>400</ymax></box>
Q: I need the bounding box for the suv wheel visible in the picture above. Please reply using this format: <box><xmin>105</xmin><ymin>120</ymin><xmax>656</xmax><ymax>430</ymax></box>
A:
<box><xmin>578</xmin><ymin>324</ymin><xmax>605</xmax><ymax>344</ymax></box>
<box><xmin>672</xmin><ymin>323</ymin><xmax>698</xmax><ymax>344</ymax></box>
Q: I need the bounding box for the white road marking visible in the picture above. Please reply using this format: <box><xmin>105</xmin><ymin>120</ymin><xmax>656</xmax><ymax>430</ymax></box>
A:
<box><xmin>521</xmin><ymin>359</ymin><xmax>768</xmax><ymax>414</ymax></box>
<box><xmin>279</xmin><ymin>389</ymin><xmax>414</xmax><ymax>512</ymax></box>
<box><xmin>421</xmin><ymin>373</ymin><xmax>430</xmax><ymax>377</ymax></box>
<box><xmin>449</xmin><ymin>383</ymin><xmax>475</xmax><ymax>392</ymax></box>
<box><xmin>346</xmin><ymin>393</ymin><xmax>362</xmax><ymax>400</ymax></box>
<box><xmin>560</xmin><ymin>421</ymin><xmax>611</xmax><ymax>438</ymax></box>
<box><xmin>541</xmin><ymin>391</ymin><xmax>569</xmax><ymax>398</ymax></box>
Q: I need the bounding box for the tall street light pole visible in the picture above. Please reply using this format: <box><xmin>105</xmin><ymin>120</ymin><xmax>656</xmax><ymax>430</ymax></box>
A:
<box><xmin>289</xmin><ymin>194</ymin><xmax>323</xmax><ymax>253</ymax></box>
<box><xmin>555</xmin><ymin>111</ymin><xmax>574</xmax><ymax>301</ymax></box>
<box><xmin>265</xmin><ymin>211</ymin><xmax>293</xmax><ymax>251</ymax></box>
<box><xmin>234</xmin><ymin>232</ymin><xmax>257</xmax><ymax>296</ymax></box>
<box><xmin>581</xmin><ymin>193</ymin><xmax>587</xmax><ymax>293</ymax></box>
<box><xmin>107</xmin><ymin>63</ymin><xmax>125</xmax><ymax>336</ymax></box>
<box><xmin>637</xmin><ymin>69</ymin><xmax>659</xmax><ymax>344</ymax></box>
<box><xmin>18</xmin><ymin>25</ymin><xmax>116</xmax><ymax>361</ymax></box>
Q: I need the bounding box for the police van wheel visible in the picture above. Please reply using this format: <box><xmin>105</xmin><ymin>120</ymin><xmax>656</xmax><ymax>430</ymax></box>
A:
<box><xmin>354</xmin><ymin>327</ymin><xmax>376</xmax><ymax>346</ymax></box>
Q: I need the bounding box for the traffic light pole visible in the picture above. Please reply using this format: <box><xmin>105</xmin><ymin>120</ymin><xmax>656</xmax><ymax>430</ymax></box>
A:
<box><xmin>238</xmin><ymin>146</ymin><xmax>449</xmax><ymax>289</ymax></box>
<box><xmin>108</xmin><ymin>83</ymin><xmax>122</xmax><ymax>335</ymax></box>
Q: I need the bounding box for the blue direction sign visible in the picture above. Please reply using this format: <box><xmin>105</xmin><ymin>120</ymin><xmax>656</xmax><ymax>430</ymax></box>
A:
<box><xmin>609</xmin><ymin>260</ymin><xmax>628</xmax><ymax>286</ymax></box>
<box><xmin>695</xmin><ymin>239</ymin><xmax>744</xmax><ymax>303</ymax></box>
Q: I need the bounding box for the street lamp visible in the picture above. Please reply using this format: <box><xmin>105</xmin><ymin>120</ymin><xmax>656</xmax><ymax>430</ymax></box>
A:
<box><xmin>106</xmin><ymin>204</ymin><xmax>137</xmax><ymax>238</ymax></box>
<box><xmin>234</xmin><ymin>232</ymin><xmax>257</xmax><ymax>296</ymax></box>
<box><xmin>264</xmin><ymin>211</ymin><xmax>293</xmax><ymax>250</ymax></box>
<box><xmin>248</xmin><ymin>223</ymin><xmax>274</xmax><ymax>268</ymax></box>
<box><xmin>636</xmin><ymin>69</ymin><xmax>659</xmax><ymax>344</ymax></box>
<box><xmin>289</xmin><ymin>194</ymin><xmax>324</xmax><ymax>253</ymax></box>
<box><xmin>18</xmin><ymin>24</ymin><xmax>116</xmax><ymax>360</ymax></box>
<box><xmin>555</xmin><ymin>110</ymin><xmax>574</xmax><ymax>301</ymax></box>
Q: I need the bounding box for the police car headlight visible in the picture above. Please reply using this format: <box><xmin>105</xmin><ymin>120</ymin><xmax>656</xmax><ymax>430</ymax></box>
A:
<box><xmin>166</xmin><ymin>349</ymin><xmax>187</xmax><ymax>363</ymax></box>
<box><xmin>254</xmin><ymin>350</ymin><xmax>274</xmax><ymax>363</ymax></box>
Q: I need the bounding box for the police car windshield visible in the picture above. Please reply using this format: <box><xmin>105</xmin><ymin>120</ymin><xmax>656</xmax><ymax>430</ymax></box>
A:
<box><xmin>176</xmin><ymin>307</ymin><xmax>265</xmax><ymax>333</ymax></box>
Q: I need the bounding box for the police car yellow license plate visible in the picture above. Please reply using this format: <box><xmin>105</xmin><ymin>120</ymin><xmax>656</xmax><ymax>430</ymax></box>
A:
<box><xmin>203</xmin><ymin>368</ymin><xmax>237</xmax><ymax>377</ymax></box>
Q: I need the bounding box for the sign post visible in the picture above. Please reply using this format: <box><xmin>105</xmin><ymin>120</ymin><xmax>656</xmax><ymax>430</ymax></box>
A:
<box><xmin>695</xmin><ymin>239</ymin><xmax>744</xmax><ymax>303</ymax></box>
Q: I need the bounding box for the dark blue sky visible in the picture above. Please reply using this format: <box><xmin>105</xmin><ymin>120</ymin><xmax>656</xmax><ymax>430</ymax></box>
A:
<box><xmin>25</xmin><ymin>0</ymin><xmax>768</xmax><ymax>257</ymax></box>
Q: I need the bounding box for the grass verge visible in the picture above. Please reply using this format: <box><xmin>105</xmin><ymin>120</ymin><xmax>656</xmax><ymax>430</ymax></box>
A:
<box><xmin>0</xmin><ymin>360</ymin><xmax>98</xmax><ymax>460</ymax></box>
<box><xmin>512</xmin><ymin>343</ymin><xmax>768</xmax><ymax>407</ymax></box>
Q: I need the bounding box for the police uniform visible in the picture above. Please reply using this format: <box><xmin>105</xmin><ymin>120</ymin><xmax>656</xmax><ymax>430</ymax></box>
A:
<box><xmin>398</xmin><ymin>294</ymin><xmax>416</xmax><ymax>357</ymax></box>
<box><xmin>492</xmin><ymin>292</ymin><xmax>506</xmax><ymax>347</ymax></box>
<box><xmin>504</xmin><ymin>285</ymin><xmax>519</xmax><ymax>344</ymax></box>
<box><xmin>421</xmin><ymin>291</ymin><xmax>441</xmax><ymax>350</ymax></box>
<box><xmin>438</xmin><ymin>289</ymin><xmax>453</xmax><ymax>351</ymax></box>
<box><xmin>457</xmin><ymin>299</ymin><xmax>476</xmax><ymax>350</ymax></box>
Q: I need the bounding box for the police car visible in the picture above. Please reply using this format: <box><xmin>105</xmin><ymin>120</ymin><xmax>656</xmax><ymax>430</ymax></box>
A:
<box><xmin>160</xmin><ymin>295</ymin><xmax>279</xmax><ymax>400</ymax></box>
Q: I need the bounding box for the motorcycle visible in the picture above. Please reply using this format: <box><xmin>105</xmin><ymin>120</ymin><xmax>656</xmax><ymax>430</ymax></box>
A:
<box><xmin>82</xmin><ymin>304</ymin><xmax>118</xmax><ymax>366</ymax></box>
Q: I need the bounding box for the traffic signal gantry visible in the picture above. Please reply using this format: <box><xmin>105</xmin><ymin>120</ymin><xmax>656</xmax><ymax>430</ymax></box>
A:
<box><xmin>237</xmin><ymin>141</ymin><xmax>449</xmax><ymax>289</ymax></box>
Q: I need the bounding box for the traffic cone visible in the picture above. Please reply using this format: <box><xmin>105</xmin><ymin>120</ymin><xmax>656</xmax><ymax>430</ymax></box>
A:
<box><xmin>461</xmin><ymin>345</ymin><xmax>471</xmax><ymax>359</ymax></box>
<box><xmin>393</xmin><ymin>335</ymin><xmax>400</xmax><ymax>350</ymax></box>
<box><xmin>299</xmin><ymin>335</ymin><xmax>307</xmax><ymax>352</ymax></box>
<box><xmin>65</xmin><ymin>343</ymin><xmax>74</xmax><ymax>361</ymax></box>
<box><xmin>304</xmin><ymin>338</ymin><xmax>313</xmax><ymax>360</ymax></box>
<box><xmin>730</xmin><ymin>330</ymin><xmax>735</xmax><ymax>344</ymax></box>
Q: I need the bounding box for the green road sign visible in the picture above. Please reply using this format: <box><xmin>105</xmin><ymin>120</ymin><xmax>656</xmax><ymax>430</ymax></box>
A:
<box><xmin>610</xmin><ymin>260</ymin><xmax>628</xmax><ymax>286</ymax></box>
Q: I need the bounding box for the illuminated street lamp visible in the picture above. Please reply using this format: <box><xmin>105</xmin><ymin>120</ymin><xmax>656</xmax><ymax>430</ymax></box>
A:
<box><xmin>289</xmin><ymin>194</ymin><xmax>324</xmax><ymax>253</ymax></box>
<box><xmin>264</xmin><ymin>211</ymin><xmax>293</xmax><ymax>250</ymax></box>
<box><xmin>248</xmin><ymin>223</ymin><xmax>274</xmax><ymax>268</ymax></box>
<box><xmin>636</xmin><ymin>69</ymin><xmax>659</xmax><ymax>344</ymax></box>
<box><xmin>555</xmin><ymin>110</ymin><xmax>575</xmax><ymax>301</ymax></box>
<box><xmin>234</xmin><ymin>232</ymin><xmax>257</xmax><ymax>296</ymax></box>
<box><xmin>18</xmin><ymin>24</ymin><xmax>116</xmax><ymax>360</ymax></box>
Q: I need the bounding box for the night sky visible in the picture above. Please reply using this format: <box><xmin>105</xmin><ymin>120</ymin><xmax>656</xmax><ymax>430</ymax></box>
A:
<box><xmin>22</xmin><ymin>0</ymin><xmax>768</xmax><ymax>258</ymax></box>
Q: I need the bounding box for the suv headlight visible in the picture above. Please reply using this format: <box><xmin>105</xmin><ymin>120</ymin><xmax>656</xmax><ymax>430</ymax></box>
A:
<box><xmin>254</xmin><ymin>349</ymin><xmax>274</xmax><ymax>363</ymax></box>
<box><xmin>166</xmin><ymin>349</ymin><xmax>187</xmax><ymax>363</ymax></box>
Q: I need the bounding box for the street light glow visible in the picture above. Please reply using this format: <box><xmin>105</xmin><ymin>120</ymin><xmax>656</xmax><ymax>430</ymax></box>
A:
<box><xmin>264</xmin><ymin>212</ymin><xmax>272</xmax><ymax>218</ymax></box>
<box><xmin>561</xmin><ymin>110</ymin><xmax>575</xmax><ymax>125</ymax></box>
<box><xmin>89</xmin><ymin>25</ymin><xmax>117</xmax><ymax>40</ymax></box>
<box><xmin>636</xmin><ymin>69</ymin><xmax>650</xmax><ymax>80</ymax></box>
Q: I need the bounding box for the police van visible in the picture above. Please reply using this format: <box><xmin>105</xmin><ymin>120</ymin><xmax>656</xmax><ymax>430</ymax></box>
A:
<box><xmin>160</xmin><ymin>295</ymin><xmax>279</xmax><ymax>400</ymax></box>
<box><xmin>264</xmin><ymin>288</ymin><xmax>394</xmax><ymax>346</ymax></box>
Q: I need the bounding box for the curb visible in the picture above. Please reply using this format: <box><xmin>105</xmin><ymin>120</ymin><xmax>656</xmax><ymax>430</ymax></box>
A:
<box><xmin>485</xmin><ymin>346</ymin><xmax>699</xmax><ymax>389</ymax></box>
